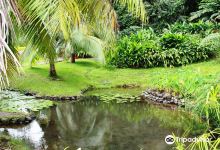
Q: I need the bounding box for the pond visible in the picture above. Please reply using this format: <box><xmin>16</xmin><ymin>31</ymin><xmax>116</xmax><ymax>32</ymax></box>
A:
<box><xmin>0</xmin><ymin>91</ymin><xmax>206</xmax><ymax>150</ymax></box>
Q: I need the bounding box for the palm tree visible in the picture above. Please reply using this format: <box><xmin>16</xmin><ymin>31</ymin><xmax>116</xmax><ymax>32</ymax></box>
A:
<box><xmin>1</xmin><ymin>0</ymin><xmax>146</xmax><ymax>82</ymax></box>
<box><xmin>0</xmin><ymin>0</ymin><xmax>21</xmax><ymax>88</ymax></box>
<box><xmin>56</xmin><ymin>28</ymin><xmax>104</xmax><ymax>64</ymax></box>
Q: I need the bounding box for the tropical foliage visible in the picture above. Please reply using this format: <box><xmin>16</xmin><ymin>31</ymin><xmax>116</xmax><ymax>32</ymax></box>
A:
<box><xmin>168</xmin><ymin>21</ymin><xmax>220</xmax><ymax>35</ymax></box>
<box><xmin>0</xmin><ymin>0</ymin><xmax>20</xmax><ymax>88</ymax></box>
<box><xmin>1</xmin><ymin>0</ymin><xmax>220</xmax><ymax>149</ymax></box>
<box><xmin>107</xmin><ymin>29</ymin><xmax>216</xmax><ymax>68</ymax></box>
<box><xmin>190</xmin><ymin>0</ymin><xmax>220</xmax><ymax>22</ymax></box>
<box><xmin>0</xmin><ymin>0</ymin><xmax>146</xmax><ymax>85</ymax></box>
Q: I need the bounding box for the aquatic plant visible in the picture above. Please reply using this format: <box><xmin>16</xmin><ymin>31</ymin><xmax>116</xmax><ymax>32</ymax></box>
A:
<box><xmin>0</xmin><ymin>91</ymin><xmax>54</xmax><ymax>113</ymax></box>
<box><xmin>194</xmin><ymin>85</ymin><xmax>220</xmax><ymax>126</ymax></box>
<box><xmin>174</xmin><ymin>129</ymin><xmax>220</xmax><ymax>150</ymax></box>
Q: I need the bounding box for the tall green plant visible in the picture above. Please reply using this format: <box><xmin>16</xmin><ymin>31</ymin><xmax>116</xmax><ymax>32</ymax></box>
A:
<box><xmin>1</xmin><ymin>0</ymin><xmax>146</xmax><ymax>81</ymax></box>
<box><xmin>174</xmin><ymin>129</ymin><xmax>220</xmax><ymax>150</ymax></box>
<box><xmin>190</xmin><ymin>0</ymin><xmax>220</xmax><ymax>22</ymax></box>
<box><xmin>0</xmin><ymin>0</ymin><xmax>21</xmax><ymax>89</ymax></box>
<box><xmin>195</xmin><ymin>86</ymin><xmax>220</xmax><ymax>126</ymax></box>
<box><xmin>108</xmin><ymin>31</ymin><xmax>215</xmax><ymax>68</ymax></box>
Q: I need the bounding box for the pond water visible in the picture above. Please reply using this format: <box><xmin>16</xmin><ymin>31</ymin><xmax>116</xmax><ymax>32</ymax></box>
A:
<box><xmin>0</xmin><ymin>91</ymin><xmax>206</xmax><ymax>150</ymax></box>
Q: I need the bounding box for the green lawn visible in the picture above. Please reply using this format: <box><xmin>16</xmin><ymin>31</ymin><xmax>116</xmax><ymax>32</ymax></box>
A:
<box><xmin>11</xmin><ymin>59</ymin><xmax>220</xmax><ymax>100</ymax></box>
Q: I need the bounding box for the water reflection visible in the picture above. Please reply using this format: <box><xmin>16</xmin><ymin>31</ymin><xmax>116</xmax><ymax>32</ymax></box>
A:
<box><xmin>0</xmin><ymin>101</ymin><xmax>206</xmax><ymax>150</ymax></box>
<box><xmin>0</xmin><ymin>121</ymin><xmax>46</xmax><ymax>149</ymax></box>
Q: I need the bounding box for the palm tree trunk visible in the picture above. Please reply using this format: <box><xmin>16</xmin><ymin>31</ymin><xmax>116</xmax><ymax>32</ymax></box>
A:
<box><xmin>49</xmin><ymin>60</ymin><xmax>57</xmax><ymax>77</ymax></box>
<box><xmin>71</xmin><ymin>53</ymin><xmax>75</xmax><ymax>63</ymax></box>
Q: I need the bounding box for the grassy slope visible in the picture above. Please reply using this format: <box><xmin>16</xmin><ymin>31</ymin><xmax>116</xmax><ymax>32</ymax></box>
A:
<box><xmin>11</xmin><ymin>59</ymin><xmax>220</xmax><ymax>98</ymax></box>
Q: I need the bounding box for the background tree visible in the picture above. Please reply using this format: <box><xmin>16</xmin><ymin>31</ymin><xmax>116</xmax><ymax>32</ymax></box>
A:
<box><xmin>190</xmin><ymin>0</ymin><xmax>220</xmax><ymax>22</ymax></box>
<box><xmin>18</xmin><ymin>0</ymin><xmax>146</xmax><ymax>77</ymax></box>
<box><xmin>0</xmin><ymin>0</ymin><xmax>146</xmax><ymax>82</ymax></box>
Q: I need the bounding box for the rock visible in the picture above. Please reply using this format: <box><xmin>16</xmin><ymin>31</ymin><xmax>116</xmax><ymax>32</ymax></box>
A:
<box><xmin>174</xmin><ymin>98</ymin><xmax>178</xmax><ymax>104</ymax></box>
<box><xmin>141</xmin><ymin>88</ymin><xmax>186</xmax><ymax>108</ymax></box>
<box><xmin>146</xmin><ymin>89</ymin><xmax>152</xmax><ymax>94</ymax></box>
<box><xmin>158</xmin><ymin>98</ymin><xmax>163</xmax><ymax>101</ymax></box>
<box><xmin>0</xmin><ymin>118</ymin><xmax>9</xmax><ymax>124</ymax></box>
<box><xmin>163</xmin><ymin>100</ymin><xmax>168</xmax><ymax>104</ymax></box>
<box><xmin>177</xmin><ymin>102</ymin><xmax>182</xmax><ymax>106</ymax></box>
<box><xmin>25</xmin><ymin>121</ymin><xmax>30</xmax><ymax>124</ymax></box>
<box><xmin>181</xmin><ymin>99</ymin><xmax>185</xmax><ymax>103</ymax></box>
<box><xmin>60</xmin><ymin>97</ymin><xmax>66</xmax><ymax>100</ymax></box>
<box><xmin>163</xmin><ymin>93</ymin><xmax>172</xmax><ymax>99</ymax></box>
<box><xmin>25</xmin><ymin>116</ymin><xmax>32</xmax><ymax>121</ymax></box>
<box><xmin>18</xmin><ymin>117</ymin><xmax>25</xmax><ymax>123</ymax></box>
<box><xmin>144</xmin><ymin>92</ymin><xmax>148</xmax><ymax>95</ymax></box>
<box><xmin>158</xmin><ymin>99</ymin><xmax>163</xmax><ymax>102</ymax></box>
<box><xmin>35</xmin><ymin>96</ymin><xmax>43</xmax><ymax>99</ymax></box>
<box><xmin>157</xmin><ymin>93</ymin><xmax>163</xmax><ymax>97</ymax></box>
<box><xmin>11</xmin><ymin>118</ymin><xmax>17</xmax><ymax>124</ymax></box>
<box><xmin>24</xmin><ymin>92</ymin><xmax>34</xmax><ymax>96</ymax></box>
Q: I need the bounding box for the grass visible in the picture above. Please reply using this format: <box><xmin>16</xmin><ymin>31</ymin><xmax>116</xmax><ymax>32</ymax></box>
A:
<box><xmin>0</xmin><ymin>134</ymin><xmax>30</xmax><ymax>150</ymax></box>
<box><xmin>11</xmin><ymin>59</ymin><xmax>220</xmax><ymax>98</ymax></box>
<box><xmin>8</xmin><ymin>58</ymin><xmax>220</xmax><ymax>148</ymax></box>
<box><xmin>10</xmin><ymin>59</ymin><xmax>220</xmax><ymax>125</ymax></box>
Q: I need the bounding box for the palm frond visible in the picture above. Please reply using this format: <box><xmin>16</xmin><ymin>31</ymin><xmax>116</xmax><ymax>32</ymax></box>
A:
<box><xmin>115</xmin><ymin>0</ymin><xmax>146</xmax><ymax>22</ymax></box>
<box><xmin>20</xmin><ymin>0</ymin><xmax>146</xmax><ymax>41</ymax></box>
<box><xmin>0</xmin><ymin>0</ymin><xmax>20</xmax><ymax>89</ymax></box>
<box><xmin>71</xmin><ymin>29</ymin><xmax>104</xmax><ymax>63</ymax></box>
<box><xmin>18</xmin><ymin>0</ymin><xmax>146</xmax><ymax>65</ymax></box>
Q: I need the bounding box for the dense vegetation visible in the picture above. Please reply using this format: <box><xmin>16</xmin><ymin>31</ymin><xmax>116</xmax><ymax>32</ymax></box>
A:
<box><xmin>1</xmin><ymin>0</ymin><xmax>220</xmax><ymax>149</ymax></box>
<box><xmin>107</xmin><ymin>28</ymin><xmax>217</xmax><ymax>68</ymax></box>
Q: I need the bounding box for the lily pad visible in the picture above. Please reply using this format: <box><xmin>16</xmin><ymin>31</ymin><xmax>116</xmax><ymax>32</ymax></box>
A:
<box><xmin>0</xmin><ymin>91</ymin><xmax>54</xmax><ymax>113</ymax></box>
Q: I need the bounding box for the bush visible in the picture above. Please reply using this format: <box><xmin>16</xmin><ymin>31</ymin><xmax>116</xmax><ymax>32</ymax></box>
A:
<box><xmin>190</xmin><ymin>0</ymin><xmax>220</xmax><ymax>22</ymax></box>
<box><xmin>107</xmin><ymin>31</ymin><xmax>216</xmax><ymax>68</ymax></box>
<box><xmin>119</xmin><ymin>26</ymin><xmax>143</xmax><ymax>37</ymax></box>
<box><xmin>168</xmin><ymin>21</ymin><xmax>220</xmax><ymax>35</ymax></box>
<box><xmin>107</xmin><ymin>29</ymin><xmax>159</xmax><ymax>68</ymax></box>
<box><xmin>113</xmin><ymin>4</ymin><xmax>143</xmax><ymax>31</ymax></box>
<box><xmin>160</xmin><ymin>33</ymin><xmax>187</xmax><ymax>48</ymax></box>
<box><xmin>146</xmin><ymin>0</ymin><xmax>187</xmax><ymax>29</ymax></box>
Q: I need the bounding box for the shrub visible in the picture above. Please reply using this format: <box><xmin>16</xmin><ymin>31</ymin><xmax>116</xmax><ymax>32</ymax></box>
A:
<box><xmin>168</xmin><ymin>21</ymin><xmax>220</xmax><ymax>35</ymax></box>
<box><xmin>119</xmin><ymin>26</ymin><xmax>143</xmax><ymax>37</ymax></box>
<box><xmin>107</xmin><ymin>29</ymin><xmax>160</xmax><ymax>68</ymax></box>
<box><xmin>113</xmin><ymin>3</ymin><xmax>144</xmax><ymax>31</ymax></box>
<box><xmin>160</xmin><ymin>33</ymin><xmax>187</xmax><ymax>48</ymax></box>
<box><xmin>190</xmin><ymin>0</ymin><xmax>220</xmax><ymax>22</ymax></box>
<box><xmin>107</xmin><ymin>31</ymin><xmax>216</xmax><ymax>68</ymax></box>
<box><xmin>146</xmin><ymin>0</ymin><xmax>187</xmax><ymax>28</ymax></box>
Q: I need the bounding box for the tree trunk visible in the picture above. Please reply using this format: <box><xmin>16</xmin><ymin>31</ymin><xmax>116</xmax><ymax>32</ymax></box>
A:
<box><xmin>49</xmin><ymin>61</ymin><xmax>57</xmax><ymax>77</ymax></box>
<box><xmin>71</xmin><ymin>53</ymin><xmax>75</xmax><ymax>63</ymax></box>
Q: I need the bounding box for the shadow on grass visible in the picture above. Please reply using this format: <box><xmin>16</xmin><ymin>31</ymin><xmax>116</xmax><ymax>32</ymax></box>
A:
<box><xmin>73</xmin><ymin>60</ymin><xmax>101</xmax><ymax>68</ymax></box>
<box><xmin>29</xmin><ymin>67</ymin><xmax>64</xmax><ymax>81</ymax></box>
<box><xmin>29</xmin><ymin>67</ymin><xmax>48</xmax><ymax>74</ymax></box>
